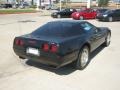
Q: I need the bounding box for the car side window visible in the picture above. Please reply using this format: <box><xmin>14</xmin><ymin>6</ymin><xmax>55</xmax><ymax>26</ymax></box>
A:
<box><xmin>85</xmin><ymin>9</ymin><xmax>89</xmax><ymax>13</ymax></box>
<box><xmin>80</xmin><ymin>22</ymin><xmax>99</xmax><ymax>33</ymax></box>
<box><xmin>86</xmin><ymin>9</ymin><xmax>91</xmax><ymax>13</ymax></box>
<box><xmin>89</xmin><ymin>9</ymin><xmax>94</xmax><ymax>13</ymax></box>
<box><xmin>80</xmin><ymin>23</ymin><xmax>92</xmax><ymax>31</ymax></box>
<box><xmin>65</xmin><ymin>9</ymin><xmax>70</xmax><ymax>12</ymax></box>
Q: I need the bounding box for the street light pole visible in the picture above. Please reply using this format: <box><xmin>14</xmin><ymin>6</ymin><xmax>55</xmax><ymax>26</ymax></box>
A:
<box><xmin>117</xmin><ymin>0</ymin><xmax>120</xmax><ymax>9</ymax></box>
<box><xmin>60</xmin><ymin>0</ymin><xmax>62</xmax><ymax>11</ymax></box>
<box><xmin>87</xmin><ymin>0</ymin><xmax>92</xmax><ymax>8</ymax></box>
<box><xmin>36</xmin><ymin>0</ymin><xmax>40</xmax><ymax>11</ymax></box>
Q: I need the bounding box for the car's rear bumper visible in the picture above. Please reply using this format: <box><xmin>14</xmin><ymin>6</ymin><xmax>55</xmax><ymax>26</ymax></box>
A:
<box><xmin>13</xmin><ymin>46</ymin><xmax>78</xmax><ymax>68</ymax></box>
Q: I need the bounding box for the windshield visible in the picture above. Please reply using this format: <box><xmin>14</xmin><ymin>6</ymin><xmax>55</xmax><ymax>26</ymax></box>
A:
<box><xmin>104</xmin><ymin>10</ymin><xmax>113</xmax><ymax>14</ymax></box>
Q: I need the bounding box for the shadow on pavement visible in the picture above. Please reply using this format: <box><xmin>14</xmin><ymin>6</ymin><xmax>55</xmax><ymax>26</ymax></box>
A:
<box><xmin>26</xmin><ymin>45</ymin><xmax>105</xmax><ymax>75</ymax></box>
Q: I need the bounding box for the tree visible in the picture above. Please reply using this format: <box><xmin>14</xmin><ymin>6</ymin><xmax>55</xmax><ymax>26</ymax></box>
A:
<box><xmin>16</xmin><ymin>0</ymin><xmax>20</xmax><ymax>4</ymax></box>
<box><xmin>98</xmin><ymin>0</ymin><xmax>110</xmax><ymax>7</ymax></box>
<box><xmin>62</xmin><ymin>0</ymin><xmax>71</xmax><ymax>8</ymax></box>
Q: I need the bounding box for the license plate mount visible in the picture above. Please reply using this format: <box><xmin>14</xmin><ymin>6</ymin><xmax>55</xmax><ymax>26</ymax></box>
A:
<box><xmin>26</xmin><ymin>47</ymin><xmax>40</xmax><ymax>56</ymax></box>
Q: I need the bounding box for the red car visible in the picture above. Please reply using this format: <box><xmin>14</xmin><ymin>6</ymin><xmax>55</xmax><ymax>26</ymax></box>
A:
<box><xmin>71</xmin><ymin>8</ymin><xmax>97</xmax><ymax>20</ymax></box>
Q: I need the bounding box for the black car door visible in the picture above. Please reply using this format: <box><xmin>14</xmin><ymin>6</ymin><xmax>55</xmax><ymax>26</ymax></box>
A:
<box><xmin>64</xmin><ymin>9</ymin><xmax>71</xmax><ymax>17</ymax></box>
<box><xmin>64</xmin><ymin>9</ymin><xmax>75</xmax><ymax>17</ymax></box>
<box><xmin>81</xmin><ymin>22</ymin><xmax>105</xmax><ymax>51</ymax></box>
<box><xmin>59</xmin><ymin>9</ymin><xmax>69</xmax><ymax>17</ymax></box>
<box><xmin>68</xmin><ymin>9</ymin><xmax>75</xmax><ymax>17</ymax></box>
<box><xmin>91</xmin><ymin>28</ymin><xmax>106</xmax><ymax>51</ymax></box>
<box><xmin>90</xmin><ymin>27</ymin><xmax>104</xmax><ymax>51</ymax></box>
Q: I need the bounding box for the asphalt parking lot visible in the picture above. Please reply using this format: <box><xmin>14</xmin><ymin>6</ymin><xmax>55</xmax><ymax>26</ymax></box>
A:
<box><xmin>0</xmin><ymin>13</ymin><xmax>120</xmax><ymax>90</ymax></box>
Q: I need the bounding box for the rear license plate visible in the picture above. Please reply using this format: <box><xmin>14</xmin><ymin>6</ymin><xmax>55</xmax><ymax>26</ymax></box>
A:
<box><xmin>26</xmin><ymin>47</ymin><xmax>40</xmax><ymax>56</ymax></box>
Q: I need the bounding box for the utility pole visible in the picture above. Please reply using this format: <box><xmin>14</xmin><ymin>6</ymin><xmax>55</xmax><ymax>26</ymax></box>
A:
<box><xmin>60</xmin><ymin>0</ymin><xmax>62</xmax><ymax>11</ymax></box>
<box><xmin>96</xmin><ymin>0</ymin><xmax>99</xmax><ymax>6</ymax></box>
<box><xmin>7</xmin><ymin>0</ymin><xmax>9</xmax><ymax>3</ymax></box>
<box><xmin>117</xmin><ymin>0</ymin><xmax>120</xmax><ymax>9</ymax></box>
<box><xmin>87</xmin><ymin>0</ymin><xmax>92</xmax><ymax>8</ymax></box>
<box><xmin>36</xmin><ymin>0</ymin><xmax>40</xmax><ymax>10</ymax></box>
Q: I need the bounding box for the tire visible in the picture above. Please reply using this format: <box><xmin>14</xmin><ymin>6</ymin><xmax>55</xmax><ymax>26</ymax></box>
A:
<box><xmin>108</xmin><ymin>17</ymin><xmax>113</xmax><ymax>22</ymax></box>
<box><xmin>79</xmin><ymin>16</ymin><xmax>84</xmax><ymax>20</ymax></box>
<box><xmin>75</xmin><ymin>46</ymin><xmax>90</xmax><ymax>70</ymax></box>
<box><xmin>57</xmin><ymin>14</ymin><xmax>61</xmax><ymax>18</ymax></box>
<box><xmin>94</xmin><ymin>16</ymin><xmax>96</xmax><ymax>19</ymax></box>
<box><xmin>103</xmin><ymin>32</ymin><xmax>111</xmax><ymax>47</ymax></box>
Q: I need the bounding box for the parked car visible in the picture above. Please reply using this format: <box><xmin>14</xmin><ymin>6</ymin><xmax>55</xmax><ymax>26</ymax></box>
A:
<box><xmin>19</xmin><ymin>3</ymin><xmax>29</xmax><ymax>9</ymax></box>
<box><xmin>12</xmin><ymin>4</ymin><xmax>19</xmax><ymax>8</ymax></box>
<box><xmin>13</xmin><ymin>20</ymin><xmax>111</xmax><ymax>70</ymax></box>
<box><xmin>96</xmin><ymin>9</ymin><xmax>120</xmax><ymax>22</ymax></box>
<box><xmin>45</xmin><ymin>4</ymin><xmax>59</xmax><ymax>10</ymax></box>
<box><xmin>0</xmin><ymin>4</ymin><xmax>12</xmax><ymax>8</ymax></box>
<box><xmin>12</xmin><ymin>2</ymin><xmax>29</xmax><ymax>9</ymax></box>
<box><xmin>71</xmin><ymin>8</ymin><xmax>97</xmax><ymax>20</ymax></box>
<box><xmin>51</xmin><ymin>8</ymin><xmax>77</xmax><ymax>18</ymax></box>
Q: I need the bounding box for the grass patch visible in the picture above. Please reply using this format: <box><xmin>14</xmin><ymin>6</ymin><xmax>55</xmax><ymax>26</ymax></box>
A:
<box><xmin>0</xmin><ymin>9</ymin><xmax>37</xmax><ymax>14</ymax></box>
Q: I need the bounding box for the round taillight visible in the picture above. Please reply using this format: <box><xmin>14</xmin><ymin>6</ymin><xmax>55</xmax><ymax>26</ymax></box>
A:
<box><xmin>42</xmin><ymin>43</ymin><xmax>49</xmax><ymax>52</ymax></box>
<box><xmin>20</xmin><ymin>40</ymin><xmax>24</xmax><ymax>46</ymax></box>
<box><xmin>15</xmin><ymin>39</ymin><xmax>20</xmax><ymax>45</ymax></box>
<box><xmin>15</xmin><ymin>39</ymin><xmax>24</xmax><ymax>46</ymax></box>
<box><xmin>50</xmin><ymin>44</ymin><xmax>58</xmax><ymax>53</ymax></box>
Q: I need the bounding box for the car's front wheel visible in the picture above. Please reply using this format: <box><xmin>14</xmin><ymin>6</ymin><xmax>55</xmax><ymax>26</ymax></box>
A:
<box><xmin>76</xmin><ymin>46</ymin><xmax>90</xmax><ymax>70</ymax></box>
<box><xmin>57</xmin><ymin>14</ymin><xmax>61</xmax><ymax>18</ymax></box>
<box><xmin>108</xmin><ymin>17</ymin><xmax>113</xmax><ymax>22</ymax></box>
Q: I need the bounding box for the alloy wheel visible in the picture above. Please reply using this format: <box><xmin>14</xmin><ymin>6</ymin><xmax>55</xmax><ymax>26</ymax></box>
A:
<box><xmin>57</xmin><ymin>15</ymin><xmax>61</xmax><ymax>18</ymax></box>
<box><xmin>106</xmin><ymin>33</ymin><xmax>111</xmax><ymax>46</ymax></box>
<box><xmin>80</xmin><ymin>47</ymin><xmax>89</xmax><ymax>68</ymax></box>
<box><xmin>108</xmin><ymin>17</ymin><xmax>113</xmax><ymax>22</ymax></box>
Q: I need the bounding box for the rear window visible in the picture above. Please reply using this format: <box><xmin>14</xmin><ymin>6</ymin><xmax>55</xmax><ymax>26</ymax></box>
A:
<box><xmin>32</xmin><ymin>22</ymin><xmax>83</xmax><ymax>37</ymax></box>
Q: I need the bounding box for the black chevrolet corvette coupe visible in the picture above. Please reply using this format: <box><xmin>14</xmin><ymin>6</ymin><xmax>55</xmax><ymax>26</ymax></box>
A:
<box><xmin>13</xmin><ymin>20</ymin><xmax>111</xmax><ymax>70</ymax></box>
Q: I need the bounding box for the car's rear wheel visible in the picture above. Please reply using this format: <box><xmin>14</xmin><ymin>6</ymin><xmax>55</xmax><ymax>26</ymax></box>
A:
<box><xmin>76</xmin><ymin>46</ymin><xmax>90</xmax><ymax>70</ymax></box>
<box><xmin>104</xmin><ymin>32</ymin><xmax>111</xmax><ymax>47</ymax></box>
<box><xmin>57</xmin><ymin>14</ymin><xmax>61</xmax><ymax>18</ymax></box>
<box><xmin>108</xmin><ymin>17</ymin><xmax>113</xmax><ymax>22</ymax></box>
<box><xmin>79</xmin><ymin>16</ymin><xmax>84</xmax><ymax>20</ymax></box>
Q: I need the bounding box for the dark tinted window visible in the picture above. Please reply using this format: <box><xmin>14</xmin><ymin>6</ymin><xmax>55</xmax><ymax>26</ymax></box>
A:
<box><xmin>80</xmin><ymin>23</ymin><xmax>93</xmax><ymax>31</ymax></box>
<box><xmin>104</xmin><ymin>10</ymin><xmax>113</xmax><ymax>14</ymax></box>
<box><xmin>97</xmin><ymin>9</ymin><xmax>108</xmax><ymax>13</ymax></box>
<box><xmin>115</xmin><ymin>9</ymin><xmax>120</xmax><ymax>13</ymax></box>
<box><xmin>80</xmin><ymin>22</ymin><xmax>98</xmax><ymax>33</ymax></box>
<box><xmin>32</xmin><ymin>22</ymin><xmax>83</xmax><ymax>37</ymax></box>
<box><xmin>63</xmin><ymin>9</ymin><xmax>70</xmax><ymax>12</ymax></box>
